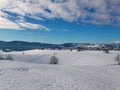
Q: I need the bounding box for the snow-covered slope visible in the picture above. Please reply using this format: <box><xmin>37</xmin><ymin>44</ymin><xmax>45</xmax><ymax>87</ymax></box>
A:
<box><xmin>5</xmin><ymin>50</ymin><xmax>120</xmax><ymax>66</ymax></box>
<box><xmin>0</xmin><ymin>61</ymin><xmax>120</xmax><ymax>90</ymax></box>
<box><xmin>1</xmin><ymin>50</ymin><xmax>120</xmax><ymax>90</ymax></box>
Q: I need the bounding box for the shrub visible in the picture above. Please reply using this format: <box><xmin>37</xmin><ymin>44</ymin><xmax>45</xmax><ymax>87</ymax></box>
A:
<box><xmin>22</xmin><ymin>52</ymin><xmax>24</xmax><ymax>55</ymax></box>
<box><xmin>0</xmin><ymin>54</ymin><xmax>4</xmax><ymax>60</ymax></box>
<box><xmin>70</xmin><ymin>49</ymin><xmax>72</xmax><ymax>51</ymax></box>
<box><xmin>6</xmin><ymin>54</ymin><xmax>13</xmax><ymax>60</ymax></box>
<box><xmin>103</xmin><ymin>49</ymin><xmax>109</xmax><ymax>54</ymax></box>
<box><xmin>115</xmin><ymin>54</ymin><xmax>120</xmax><ymax>65</ymax></box>
<box><xmin>49</xmin><ymin>55</ymin><xmax>59</xmax><ymax>64</ymax></box>
<box><xmin>77</xmin><ymin>47</ymin><xmax>82</xmax><ymax>52</ymax></box>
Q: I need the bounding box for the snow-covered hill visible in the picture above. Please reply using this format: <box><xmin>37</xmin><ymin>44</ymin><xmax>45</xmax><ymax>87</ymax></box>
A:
<box><xmin>5</xmin><ymin>50</ymin><xmax>120</xmax><ymax>66</ymax></box>
<box><xmin>0</xmin><ymin>50</ymin><xmax>120</xmax><ymax>90</ymax></box>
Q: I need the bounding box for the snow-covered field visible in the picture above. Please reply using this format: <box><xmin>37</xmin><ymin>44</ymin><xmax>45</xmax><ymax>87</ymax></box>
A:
<box><xmin>4</xmin><ymin>50</ymin><xmax>120</xmax><ymax>66</ymax></box>
<box><xmin>0</xmin><ymin>50</ymin><xmax>120</xmax><ymax>90</ymax></box>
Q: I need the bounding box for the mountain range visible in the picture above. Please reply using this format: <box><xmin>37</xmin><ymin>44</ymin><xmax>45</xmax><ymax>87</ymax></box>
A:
<box><xmin>0</xmin><ymin>41</ymin><xmax>120</xmax><ymax>51</ymax></box>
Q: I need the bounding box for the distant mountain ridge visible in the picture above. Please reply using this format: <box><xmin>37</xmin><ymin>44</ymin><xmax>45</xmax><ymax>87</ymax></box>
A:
<box><xmin>0</xmin><ymin>41</ymin><xmax>61</xmax><ymax>51</ymax></box>
<box><xmin>0</xmin><ymin>41</ymin><xmax>120</xmax><ymax>51</ymax></box>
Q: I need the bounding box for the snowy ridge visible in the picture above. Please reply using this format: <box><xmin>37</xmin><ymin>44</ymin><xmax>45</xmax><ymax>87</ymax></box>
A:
<box><xmin>6</xmin><ymin>50</ymin><xmax>120</xmax><ymax>66</ymax></box>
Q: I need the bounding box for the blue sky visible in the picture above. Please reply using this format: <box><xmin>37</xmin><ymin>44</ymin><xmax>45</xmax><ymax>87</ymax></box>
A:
<box><xmin>0</xmin><ymin>0</ymin><xmax>120</xmax><ymax>44</ymax></box>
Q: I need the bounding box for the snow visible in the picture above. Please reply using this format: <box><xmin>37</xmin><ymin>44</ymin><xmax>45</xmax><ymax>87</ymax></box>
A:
<box><xmin>0</xmin><ymin>50</ymin><xmax>120</xmax><ymax>90</ymax></box>
<box><xmin>5</xmin><ymin>50</ymin><xmax>120</xmax><ymax>66</ymax></box>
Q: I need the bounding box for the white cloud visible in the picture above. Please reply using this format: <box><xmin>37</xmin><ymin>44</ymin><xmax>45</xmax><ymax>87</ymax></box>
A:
<box><xmin>0</xmin><ymin>0</ymin><xmax>50</xmax><ymax>30</ymax></box>
<box><xmin>18</xmin><ymin>20</ymin><xmax>50</xmax><ymax>31</ymax></box>
<box><xmin>27</xmin><ymin>15</ymin><xmax>44</xmax><ymax>21</ymax></box>
<box><xmin>63</xmin><ymin>29</ymin><xmax>70</xmax><ymax>32</ymax></box>
<box><xmin>0</xmin><ymin>16</ymin><xmax>50</xmax><ymax>31</ymax></box>
<box><xmin>0</xmin><ymin>17</ymin><xmax>21</xmax><ymax>30</ymax></box>
<box><xmin>0</xmin><ymin>0</ymin><xmax>120</xmax><ymax>30</ymax></box>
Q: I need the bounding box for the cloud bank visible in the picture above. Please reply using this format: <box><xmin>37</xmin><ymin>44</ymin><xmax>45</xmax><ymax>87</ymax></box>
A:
<box><xmin>0</xmin><ymin>0</ymin><xmax>120</xmax><ymax>30</ymax></box>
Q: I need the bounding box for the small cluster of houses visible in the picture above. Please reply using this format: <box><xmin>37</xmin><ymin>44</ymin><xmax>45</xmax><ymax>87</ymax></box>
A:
<box><xmin>76</xmin><ymin>44</ymin><xmax>120</xmax><ymax>51</ymax></box>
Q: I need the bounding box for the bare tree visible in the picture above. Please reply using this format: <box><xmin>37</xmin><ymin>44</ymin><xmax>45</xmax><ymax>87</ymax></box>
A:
<box><xmin>115</xmin><ymin>54</ymin><xmax>120</xmax><ymax>65</ymax></box>
<box><xmin>49</xmin><ymin>53</ymin><xmax>59</xmax><ymax>64</ymax></box>
<box><xmin>0</xmin><ymin>54</ymin><xmax>4</xmax><ymax>60</ymax></box>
